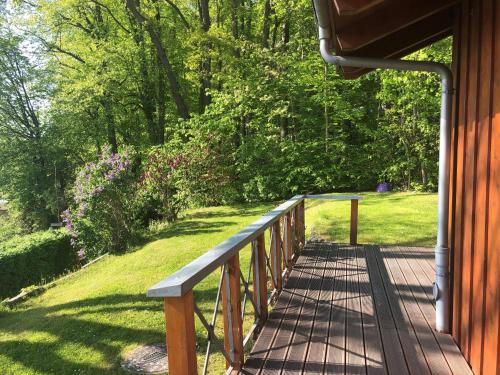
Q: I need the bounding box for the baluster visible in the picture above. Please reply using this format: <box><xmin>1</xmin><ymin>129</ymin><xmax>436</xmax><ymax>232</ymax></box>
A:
<box><xmin>291</xmin><ymin>207</ymin><xmax>298</xmax><ymax>254</ymax></box>
<box><xmin>298</xmin><ymin>200</ymin><xmax>305</xmax><ymax>248</ymax></box>
<box><xmin>164</xmin><ymin>292</ymin><xmax>198</xmax><ymax>375</ymax></box>
<box><xmin>270</xmin><ymin>221</ymin><xmax>282</xmax><ymax>291</ymax></box>
<box><xmin>221</xmin><ymin>254</ymin><xmax>244</xmax><ymax>369</ymax></box>
<box><xmin>285</xmin><ymin>212</ymin><xmax>293</xmax><ymax>267</ymax></box>
<box><xmin>252</xmin><ymin>234</ymin><xmax>268</xmax><ymax>324</ymax></box>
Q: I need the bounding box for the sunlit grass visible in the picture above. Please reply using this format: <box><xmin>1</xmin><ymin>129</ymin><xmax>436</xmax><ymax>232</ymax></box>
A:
<box><xmin>306</xmin><ymin>192</ymin><xmax>437</xmax><ymax>246</ymax></box>
<box><xmin>0</xmin><ymin>192</ymin><xmax>437</xmax><ymax>374</ymax></box>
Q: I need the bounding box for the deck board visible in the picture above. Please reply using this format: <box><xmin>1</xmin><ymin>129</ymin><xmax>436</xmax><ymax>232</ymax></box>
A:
<box><xmin>241</xmin><ymin>243</ymin><xmax>473</xmax><ymax>375</ymax></box>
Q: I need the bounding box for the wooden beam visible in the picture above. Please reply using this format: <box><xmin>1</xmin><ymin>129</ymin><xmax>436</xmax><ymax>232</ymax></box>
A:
<box><xmin>341</xmin><ymin>28</ymin><xmax>452</xmax><ymax>79</ymax></box>
<box><xmin>252</xmin><ymin>234</ymin><xmax>268</xmax><ymax>323</ymax></box>
<box><xmin>285</xmin><ymin>213</ymin><xmax>293</xmax><ymax>267</ymax></box>
<box><xmin>270</xmin><ymin>221</ymin><xmax>283</xmax><ymax>291</ymax></box>
<box><xmin>336</xmin><ymin>0</ymin><xmax>458</xmax><ymax>52</ymax></box>
<box><xmin>222</xmin><ymin>255</ymin><xmax>244</xmax><ymax>369</ymax></box>
<box><xmin>164</xmin><ymin>292</ymin><xmax>198</xmax><ymax>375</ymax></box>
<box><xmin>350</xmin><ymin>199</ymin><xmax>359</xmax><ymax>245</ymax></box>
<box><xmin>333</xmin><ymin>0</ymin><xmax>386</xmax><ymax>16</ymax></box>
<box><xmin>298</xmin><ymin>201</ymin><xmax>305</xmax><ymax>249</ymax></box>
<box><xmin>344</xmin><ymin>8</ymin><xmax>453</xmax><ymax>57</ymax></box>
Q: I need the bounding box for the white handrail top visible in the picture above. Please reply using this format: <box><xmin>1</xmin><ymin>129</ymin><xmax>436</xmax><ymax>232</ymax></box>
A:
<box><xmin>305</xmin><ymin>194</ymin><xmax>363</xmax><ymax>200</ymax></box>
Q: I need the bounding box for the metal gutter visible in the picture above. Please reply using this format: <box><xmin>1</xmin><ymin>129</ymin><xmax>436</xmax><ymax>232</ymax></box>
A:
<box><xmin>312</xmin><ymin>0</ymin><xmax>453</xmax><ymax>333</ymax></box>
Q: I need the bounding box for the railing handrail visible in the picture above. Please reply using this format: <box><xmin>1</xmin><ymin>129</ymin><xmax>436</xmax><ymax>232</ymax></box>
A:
<box><xmin>304</xmin><ymin>194</ymin><xmax>363</xmax><ymax>200</ymax></box>
<box><xmin>147</xmin><ymin>195</ymin><xmax>305</xmax><ymax>298</ymax></box>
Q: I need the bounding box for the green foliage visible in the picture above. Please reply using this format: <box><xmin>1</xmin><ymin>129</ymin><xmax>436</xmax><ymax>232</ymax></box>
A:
<box><xmin>0</xmin><ymin>229</ymin><xmax>76</xmax><ymax>299</ymax></box>
<box><xmin>135</xmin><ymin>146</ymin><xmax>185</xmax><ymax>224</ymax></box>
<box><xmin>0</xmin><ymin>212</ymin><xmax>23</xmax><ymax>243</ymax></box>
<box><xmin>375</xmin><ymin>39</ymin><xmax>451</xmax><ymax>191</ymax></box>
<box><xmin>0</xmin><ymin>0</ymin><xmax>451</xmax><ymax>239</ymax></box>
<box><xmin>177</xmin><ymin>117</ymin><xmax>239</xmax><ymax>206</ymax></box>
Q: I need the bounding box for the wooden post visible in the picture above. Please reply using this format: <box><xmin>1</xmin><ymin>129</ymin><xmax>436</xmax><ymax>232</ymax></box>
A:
<box><xmin>221</xmin><ymin>254</ymin><xmax>244</xmax><ymax>369</ymax></box>
<box><xmin>252</xmin><ymin>234</ymin><xmax>268</xmax><ymax>323</ymax></box>
<box><xmin>298</xmin><ymin>200</ymin><xmax>305</xmax><ymax>249</ymax></box>
<box><xmin>164</xmin><ymin>291</ymin><xmax>198</xmax><ymax>375</ymax></box>
<box><xmin>285</xmin><ymin>212</ymin><xmax>293</xmax><ymax>267</ymax></box>
<box><xmin>350</xmin><ymin>199</ymin><xmax>358</xmax><ymax>245</ymax></box>
<box><xmin>291</xmin><ymin>208</ymin><xmax>298</xmax><ymax>254</ymax></box>
<box><xmin>270</xmin><ymin>221</ymin><xmax>282</xmax><ymax>291</ymax></box>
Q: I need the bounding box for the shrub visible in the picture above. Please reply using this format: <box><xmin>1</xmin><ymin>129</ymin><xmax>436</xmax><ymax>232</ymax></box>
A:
<box><xmin>0</xmin><ymin>212</ymin><xmax>23</xmax><ymax>244</ymax></box>
<box><xmin>64</xmin><ymin>145</ymin><xmax>137</xmax><ymax>258</ymax></box>
<box><xmin>176</xmin><ymin>123</ymin><xmax>239</xmax><ymax>206</ymax></box>
<box><xmin>135</xmin><ymin>147</ymin><xmax>185</xmax><ymax>225</ymax></box>
<box><xmin>0</xmin><ymin>229</ymin><xmax>77</xmax><ymax>299</ymax></box>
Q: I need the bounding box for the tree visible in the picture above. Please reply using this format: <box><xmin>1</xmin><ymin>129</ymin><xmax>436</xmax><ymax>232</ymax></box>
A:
<box><xmin>0</xmin><ymin>30</ymin><xmax>54</xmax><ymax>228</ymax></box>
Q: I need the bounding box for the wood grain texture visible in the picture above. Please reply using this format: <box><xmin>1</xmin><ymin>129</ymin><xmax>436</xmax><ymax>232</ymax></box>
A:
<box><xmin>284</xmin><ymin>213</ymin><xmax>293</xmax><ymax>268</ymax></box>
<box><xmin>333</xmin><ymin>0</ymin><xmax>385</xmax><ymax>16</ymax></box>
<box><xmin>335</xmin><ymin>0</ymin><xmax>457</xmax><ymax>52</ymax></box>
<box><xmin>350</xmin><ymin>199</ymin><xmax>359</xmax><ymax>245</ymax></box>
<box><xmin>270</xmin><ymin>222</ymin><xmax>282</xmax><ymax>291</ymax></box>
<box><xmin>241</xmin><ymin>243</ymin><xmax>472</xmax><ymax>375</ymax></box>
<box><xmin>164</xmin><ymin>292</ymin><xmax>198</xmax><ymax>375</ymax></box>
<box><xmin>222</xmin><ymin>254</ymin><xmax>244</xmax><ymax>369</ymax></box>
<box><xmin>253</xmin><ymin>234</ymin><xmax>268</xmax><ymax>324</ymax></box>
<box><xmin>449</xmin><ymin>1</ymin><xmax>500</xmax><ymax>373</ymax></box>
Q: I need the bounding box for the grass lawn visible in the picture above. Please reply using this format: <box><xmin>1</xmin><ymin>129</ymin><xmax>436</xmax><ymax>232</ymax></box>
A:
<box><xmin>0</xmin><ymin>192</ymin><xmax>437</xmax><ymax>374</ymax></box>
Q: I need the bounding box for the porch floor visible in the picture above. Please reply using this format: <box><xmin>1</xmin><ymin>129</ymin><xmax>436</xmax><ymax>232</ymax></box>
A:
<box><xmin>241</xmin><ymin>242</ymin><xmax>472</xmax><ymax>375</ymax></box>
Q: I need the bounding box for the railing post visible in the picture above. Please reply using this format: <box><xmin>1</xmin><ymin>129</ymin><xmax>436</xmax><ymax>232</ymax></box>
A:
<box><xmin>350</xmin><ymin>199</ymin><xmax>358</xmax><ymax>245</ymax></box>
<box><xmin>164</xmin><ymin>292</ymin><xmax>198</xmax><ymax>375</ymax></box>
<box><xmin>252</xmin><ymin>234</ymin><xmax>268</xmax><ymax>323</ymax></box>
<box><xmin>270</xmin><ymin>221</ymin><xmax>282</xmax><ymax>291</ymax></box>
<box><xmin>221</xmin><ymin>254</ymin><xmax>244</xmax><ymax>370</ymax></box>
<box><xmin>291</xmin><ymin>208</ymin><xmax>298</xmax><ymax>254</ymax></box>
<box><xmin>298</xmin><ymin>200</ymin><xmax>305</xmax><ymax>248</ymax></box>
<box><xmin>284</xmin><ymin>212</ymin><xmax>293</xmax><ymax>267</ymax></box>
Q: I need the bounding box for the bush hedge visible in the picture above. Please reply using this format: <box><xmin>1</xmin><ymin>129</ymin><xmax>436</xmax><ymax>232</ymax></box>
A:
<box><xmin>0</xmin><ymin>229</ymin><xmax>78</xmax><ymax>299</ymax></box>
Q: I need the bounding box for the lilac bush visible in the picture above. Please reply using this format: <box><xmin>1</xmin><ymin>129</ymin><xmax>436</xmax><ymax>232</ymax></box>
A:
<box><xmin>64</xmin><ymin>145</ymin><xmax>137</xmax><ymax>258</ymax></box>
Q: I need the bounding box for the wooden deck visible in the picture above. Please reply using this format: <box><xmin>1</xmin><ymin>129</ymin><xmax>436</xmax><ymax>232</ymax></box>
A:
<box><xmin>241</xmin><ymin>242</ymin><xmax>473</xmax><ymax>375</ymax></box>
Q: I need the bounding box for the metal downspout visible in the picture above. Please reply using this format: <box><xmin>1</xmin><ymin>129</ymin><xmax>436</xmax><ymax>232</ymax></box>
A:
<box><xmin>313</xmin><ymin>0</ymin><xmax>453</xmax><ymax>333</ymax></box>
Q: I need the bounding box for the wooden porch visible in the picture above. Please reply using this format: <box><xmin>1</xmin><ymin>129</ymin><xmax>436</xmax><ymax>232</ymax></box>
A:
<box><xmin>242</xmin><ymin>243</ymin><xmax>471</xmax><ymax>375</ymax></box>
<box><xmin>147</xmin><ymin>196</ymin><xmax>473</xmax><ymax>375</ymax></box>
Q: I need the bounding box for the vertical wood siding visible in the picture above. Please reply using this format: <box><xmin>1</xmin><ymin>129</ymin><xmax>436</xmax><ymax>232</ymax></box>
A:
<box><xmin>450</xmin><ymin>1</ymin><xmax>500</xmax><ymax>374</ymax></box>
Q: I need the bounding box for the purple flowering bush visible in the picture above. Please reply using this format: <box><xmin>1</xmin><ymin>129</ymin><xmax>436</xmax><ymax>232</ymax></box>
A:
<box><xmin>63</xmin><ymin>145</ymin><xmax>137</xmax><ymax>258</ymax></box>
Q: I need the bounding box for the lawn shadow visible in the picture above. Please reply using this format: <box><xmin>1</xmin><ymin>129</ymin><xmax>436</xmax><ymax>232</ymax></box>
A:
<box><xmin>0</xmin><ymin>287</ymin><xmax>235</xmax><ymax>374</ymax></box>
<box><xmin>131</xmin><ymin>204</ymin><xmax>273</xmax><ymax>250</ymax></box>
<box><xmin>0</xmin><ymin>294</ymin><xmax>162</xmax><ymax>374</ymax></box>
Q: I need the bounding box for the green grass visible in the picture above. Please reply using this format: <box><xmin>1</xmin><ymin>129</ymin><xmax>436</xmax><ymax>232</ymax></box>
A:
<box><xmin>306</xmin><ymin>191</ymin><xmax>438</xmax><ymax>246</ymax></box>
<box><xmin>0</xmin><ymin>192</ymin><xmax>437</xmax><ymax>374</ymax></box>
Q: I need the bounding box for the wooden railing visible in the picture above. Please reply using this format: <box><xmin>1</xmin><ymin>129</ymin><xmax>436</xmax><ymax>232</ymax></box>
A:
<box><xmin>147</xmin><ymin>194</ymin><xmax>361</xmax><ymax>375</ymax></box>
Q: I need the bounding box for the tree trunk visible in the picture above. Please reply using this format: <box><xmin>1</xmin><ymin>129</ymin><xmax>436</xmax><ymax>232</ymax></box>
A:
<box><xmin>421</xmin><ymin>162</ymin><xmax>428</xmax><ymax>186</ymax></box>
<box><xmin>230</xmin><ymin>0</ymin><xmax>240</xmax><ymax>57</ymax></box>
<box><xmin>231</xmin><ymin>0</ymin><xmax>239</xmax><ymax>39</ymax></box>
<box><xmin>125</xmin><ymin>0</ymin><xmax>190</xmax><ymax>120</ymax></box>
<box><xmin>261</xmin><ymin>0</ymin><xmax>271</xmax><ymax>48</ymax></box>
<box><xmin>157</xmin><ymin>53</ymin><xmax>166</xmax><ymax>144</ymax></box>
<box><xmin>279</xmin><ymin>17</ymin><xmax>290</xmax><ymax>139</ymax></box>
<box><xmin>101</xmin><ymin>97</ymin><xmax>118</xmax><ymax>152</ymax></box>
<box><xmin>199</xmin><ymin>0</ymin><xmax>212</xmax><ymax>112</ymax></box>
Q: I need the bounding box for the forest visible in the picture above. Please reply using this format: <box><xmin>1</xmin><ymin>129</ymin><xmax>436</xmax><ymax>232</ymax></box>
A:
<box><xmin>0</xmin><ymin>0</ymin><xmax>450</xmax><ymax>261</ymax></box>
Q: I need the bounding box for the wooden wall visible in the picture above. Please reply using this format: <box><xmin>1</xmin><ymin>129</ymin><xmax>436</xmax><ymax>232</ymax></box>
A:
<box><xmin>449</xmin><ymin>0</ymin><xmax>500</xmax><ymax>374</ymax></box>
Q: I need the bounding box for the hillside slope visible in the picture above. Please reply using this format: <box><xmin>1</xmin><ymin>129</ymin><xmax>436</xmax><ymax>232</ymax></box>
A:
<box><xmin>0</xmin><ymin>193</ymin><xmax>437</xmax><ymax>374</ymax></box>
